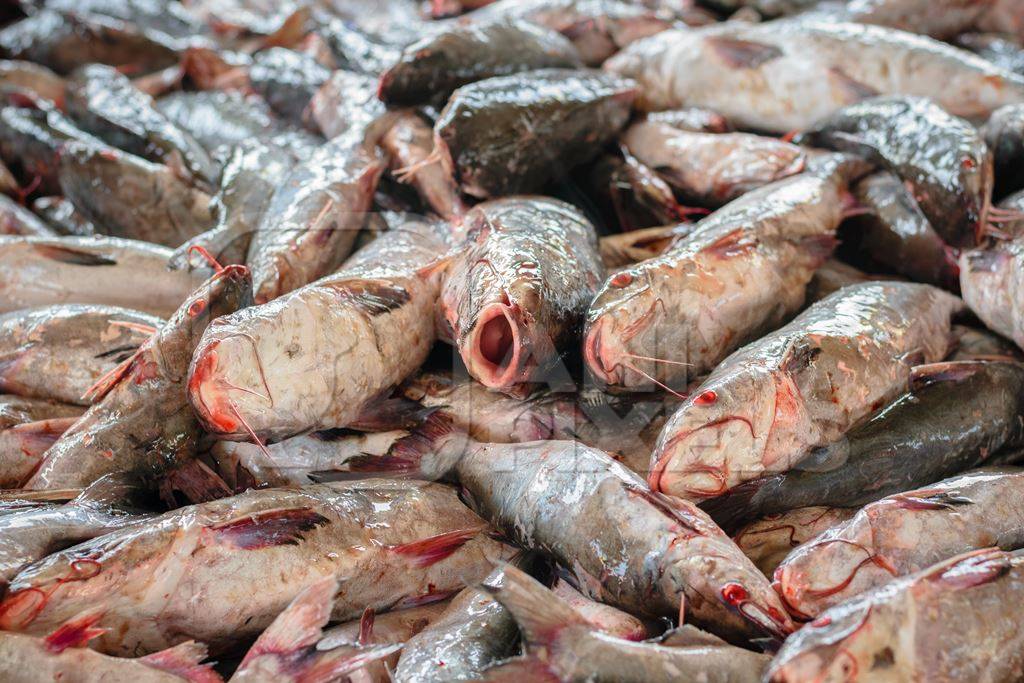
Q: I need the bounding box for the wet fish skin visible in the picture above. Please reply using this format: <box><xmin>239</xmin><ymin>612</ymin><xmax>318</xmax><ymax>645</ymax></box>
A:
<box><xmin>621</xmin><ymin>121</ymin><xmax>806</xmax><ymax>206</ymax></box>
<box><xmin>0</xmin><ymin>235</ymin><xmax>202</xmax><ymax>317</ymax></box>
<box><xmin>775</xmin><ymin>467</ymin><xmax>1024</xmax><ymax>618</ymax></box>
<box><xmin>959</xmin><ymin>190</ymin><xmax>1024</xmax><ymax>351</ymax></box>
<box><xmin>703</xmin><ymin>360</ymin><xmax>1024</xmax><ymax>529</ymax></box>
<box><xmin>733</xmin><ymin>506</ymin><xmax>857</xmax><ymax>577</ymax></box>
<box><xmin>0</xmin><ymin>395</ymin><xmax>83</xmax><ymax>430</ymax></box>
<box><xmin>305</xmin><ymin>69</ymin><xmax>385</xmax><ymax>140</ymax></box>
<box><xmin>0</xmin><ymin>480</ymin><xmax>513</xmax><ymax>656</ymax></box>
<box><xmin>380</xmin><ymin>112</ymin><xmax>466</xmax><ymax>220</ymax></box>
<box><xmin>801</xmin><ymin>95</ymin><xmax>992</xmax><ymax>248</ymax></box>
<box><xmin>606</xmin><ymin>20</ymin><xmax>1024</xmax><ymax>131</ymax></box>
<box><xmin>190</xmin><ymin>219</ymin><xmax>450</xmax><ymax>441</ymax></box>
<box><xmin>585</xmin><ymin>168</ymin><xmax>847</xmax><ymax>393</ymax></box>
<box><xmin>649</xmin><ymin>282</ymin><xmax>963</xmax><ymax>502</ymax></box>
<box><xmin>434</xmin><ymin>68</ymin><xmax>636</xmax><ymax>198</ymax></box>
<box><xmin>24</xmin><ymin>265</ymin><xmax>251</xmax><ymax>491</ymax></box>
<box><xmin>245</xmin><ymin>134</ymin><xmax>385</xmax><ymax>302</ymax></box>
<box><xmin>0</xmin><ymin>97</ymin><xmax>106</xmax><ymax>196</ymax></box>
<box><xmin>767</xmin><ymin>548</ymin><xmax>1024</xmax><ymax>682</ymax></box>
<box><xmin>30</xmin><ymin>197</ymin><xmax>97</xmax><ymax>237</ymax></box>
<box><xmin>0</xmin><ymin>195</ymin><xmax>56</xmax><ymax>237</ymax></box>
<box><xmin>64</xmin><ymin>64</ymin><xmax>217</xmax><ymax>186</ymax></box>
<box><xmin>439</xmin><ymin>197</ymin><xmax>604</xmax><ymax>390</ymax></box>
<box><xmin>469</xmin><ymin>0</ymin><xmax>672</xmax><ymax>65</ymax></box>
<box><xmin>0</xmin><ymin>60</ymin><xmax>65</xmax><ymax>106</ymax></box>
<box><xmin>170</xmin><ymin>140</ymin><xmax>293</xmax><ymax>272</ymax></box>
<box><xmin>412</xmin><ymin>435</ymin><xmax>795</xmax><ymax>643</ymax></box>
<box><xmin>0</xmin><ymin>304</ymin><xmax>161</xmax><ymax>405</ymax></box>
<box><xmin>379</xmin><ymin>17</ymin><xmax>582</xmax><ymax>105</ymax></box>
<box><xmin>844</xmin><ymin>171</ymin><xmax>959</xmax><ymax>288</ymax></box>
<box><xmin>249</xmin><ymin>47</ymin><xmax>330</xmax><ymax>124</ymax></box>
<box><xmin>478</xmin><ymin>564</ymin><xmax>770</xmax><ymax>683</ymax></box>
<box><xmin>0</xmin><ymin>418</ymin><xmax>78</xmax><ymax>489</ymax></box>
<box><xmin>0</xmin><ymin>474</ymin><xmax>152</xmax><ymax>586</ymax></box>
<box><xmin>802</xmin><ymin>0</ymin><xmax>995</xmax><ymax>40</ymax></box>
<box><xmin>948</xmin><ymin>323</ymin><xmax>1024</xmax><ymax>361</ymax></box>
<box><xmin>0</xmin><ymin>9</ymin><xmax>179</xmax><ymax>75</ymax></box>
<box><xmin>957</xmin><ymin>32</ymin><xmax>1024</xmax><ymax>77</ymax></box>
<box><xmin>983</xmin><ymin>103</ymin><xmax>1024</xmax><ymax>198</ymax></box>
<box><xmin>58</xmin><ymin>143</ymin><xmax>213</xmax><ymax>249</ymax></box>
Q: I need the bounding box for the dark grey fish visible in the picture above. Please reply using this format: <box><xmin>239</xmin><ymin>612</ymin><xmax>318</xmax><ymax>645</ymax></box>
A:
<box><xmin>983</xmin><ymin>103</ymin><xmax>1024</xmax><ymax>198</ymax></box>
<box><xmin>249</xmin><ymin>47</ymin><xmax>331</xmax><ymax>124</ymax></box>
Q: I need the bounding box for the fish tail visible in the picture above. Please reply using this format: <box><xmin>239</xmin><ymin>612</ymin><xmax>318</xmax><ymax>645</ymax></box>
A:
<box><xmin>140</xmin><ymin>641</ymin><xmax>222</xmax><ymax>683</ymax></box>
<box><xmin>345</xmin><ymin>410</ymin><xmax>468</xmax><ymax>480</ymax></box>
<box><xmin>481</xmin><ymin>565</ymin><xmax>588</xmax><ymax>649</ymax></box>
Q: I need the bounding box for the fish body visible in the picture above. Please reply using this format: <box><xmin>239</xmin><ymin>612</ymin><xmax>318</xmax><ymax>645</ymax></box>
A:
<box><xmin>733</xmin><ymin>506</ymin><xmax>857</xmax><ymax>576</ymax></box>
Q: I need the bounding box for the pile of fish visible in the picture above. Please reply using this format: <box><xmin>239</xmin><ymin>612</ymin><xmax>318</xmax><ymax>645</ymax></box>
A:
<box><xmin>2</xmin><ymin>0</ymin><xmax>1024</xmax><ymax>680</ymax></box>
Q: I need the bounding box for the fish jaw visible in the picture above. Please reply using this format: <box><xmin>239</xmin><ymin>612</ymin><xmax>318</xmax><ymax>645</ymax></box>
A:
<box><xmin>188</xmin><ymin>338</ymin><xmax>242</xmax><ymax>438</ymax></box>
<box><xmin>461</xmin><ymin>301</ymin><xmax>529</xmax><ymax>389</ymax></box>
<box><xmin>583</xmin><ymin>317</ymin><xmax>622</xmax><ymax>386</ymax></box>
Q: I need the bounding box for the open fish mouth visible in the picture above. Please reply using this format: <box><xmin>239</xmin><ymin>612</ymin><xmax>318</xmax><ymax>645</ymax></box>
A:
<box><xmin>464</xmin><ymin>301</ymin><xmax>526</xmax><ymax>389</ymax></box>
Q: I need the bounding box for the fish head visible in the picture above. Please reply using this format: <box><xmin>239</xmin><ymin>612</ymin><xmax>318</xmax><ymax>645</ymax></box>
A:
<box><xmin>964</xmin><ymin>147</ymin><xmax>995</xmax><ymax>244</ymax></box>
<box><xmin>583</xmin><ymin>263</ymin><xmax>666</xmax><ymax>388</ymax></box>
<box><xmin>460</xmin><ymin>278</ymin><xmax>544</xmax><ymax>390</ymax></box>
<box><xmin>649</xmin><ymin>364</ymin><xmax>783</xmax><ymax>501</ymax></box>
<box><xmin>767</xmin><ymin>600</ymin><xmax>881</xmax><ymax>683</ymax></box>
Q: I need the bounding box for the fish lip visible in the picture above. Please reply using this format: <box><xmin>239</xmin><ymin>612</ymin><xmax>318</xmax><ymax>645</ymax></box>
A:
<box><xmin>737</xmin><ymin>596</ymin><xmax>796</xmax><ymax>640</ymax></box>
<box><xmin>464</xmin><ymin>301</ymin><xmax>525</xmax><ymax>389</ymax></box>
<box><xmin>187</xmin><ymin>340</ymin><xmax>241</xmax><ymax>436</ymax></box>
<box><xmin>582</xmin><ymin>319</ymin><xmax>620</xmax><ymax>386</ymax></box>
<box><xmin>648</xmin><ymin>416</ymin><xmax>754</xmax><ymax>498</ymax></box>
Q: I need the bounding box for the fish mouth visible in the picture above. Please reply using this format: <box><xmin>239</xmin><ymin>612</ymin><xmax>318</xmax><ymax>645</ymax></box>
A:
<box><xmin>583</xmin><ymin>319</ymin><xmax>620</xmax><ymax>385</ymax></box>
<box><xmin>464</xmin><ymin>302</ymin><xmax>525</xmax><ymax>389</ymax></box>
<box><xmin>187</xmin><ymin>340</ymin><xmax>241</xmax><ymax>436</ymax></box>
<box><xmin>649</xmin><ymin>416</ymin><xmax>755</xmax><ymax>500</ymax></box>
<box><xmin>0</xmin><ymin>587</ymin><xmax>45</xmax><ymax>630</ymax></box>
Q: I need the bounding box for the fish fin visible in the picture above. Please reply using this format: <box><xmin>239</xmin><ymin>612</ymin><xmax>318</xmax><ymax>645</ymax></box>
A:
<box><xmin>706</xmin><ymin>37</ymin><xmax>783</xmax><ymax>69</ymax></box>
<box><xmin>73</xmin><ymin>472</ymin><xmax>148</xmax><ymax>509</ymax></box>
<box><xmin>415</xmin><ymin>252</ymin><xmax>455</xmax><ymax>280</ymax></box>
<box><xmin>702</xmin><ymin>228</ymin><xmax>758</xmax><ymax>258</ymax></box>
<box><xmin>31</xmin><ymin>244</ymin><xmax>117</xmax><ymax>266</ymax></box>
<box><xmin>239</xmin><ymin>576</ymin><xmax>337</xmax><ymax>668</ymax></box>
<box><xmin>891</xmin><ymin>490</ymin><xmax>973</xmax><ymax>511</ymax></box>
<box><xmin>357</xmin><ymin>606</ymin><xmax>374</xmax><ymax>645</ymax></box>
<box><xmin>390</xmin><ymin>527</ymin><xmax>483</xmax><ymax>567</ymax></box>
<box><xmin>342</xmin><ymin>410</ymin><xmax>460</xmax><ymax>477</ymax></box>
<box><xmin>326</xmin><ymin>279</ymin><xmax>412</xmax><ymax>317</ymax></box>
<box><xmin>481</xmin><ymin>564</ymin><xmax>589</xmax><ymax>649</ymax></box>
<box><xmin>828</xmin><ymin>68</ymin><xmax>878</xmax><ymax>102</ymax></box>
<box><xmin>260</xmin><ymin>5</ymin><xmax>310</xmax><ymax>49</ymax></box>
<box><xmin>43</xmin><ymin>610</ymin><xmax>107</xmax><ymax>653</ymax></box>
<box><xmin>159</xmin><ymin>459</ymin><xmax>233</xmax><ymax>507</ymax></box>
<box><xmin>140</xmin><ymin>641</ymin><xmax>222</xmax><ymax>683</ymax></box>
<box><xmin>799</xmin><ymin>234</ymin><xmax>839</xmax><ymax>264</ymax></box>
<box><xmin>923</xmin><ymin>548</ymin><xmax>1010</xmax><ymax>590</ymax></box>
<box><xmin>910</xmin><ymin>361</ymin><xmax>986</xmax><ymax>388</ymax></box>
<box><xmin>207</xmin><ymin>507</ymin><xmax>329</xmax><ymax>549</ymax></box>
<box><xmin>476</xmin><ymin>658</ymin><xmax>562</xmax><ymax>682</ymax></box>
<box><xmin>292</xmin><ymin>642</ymin><xmax>404</xmax><ymax>683</ymax></box>
<box><xmin>8</xmin><ymin>418</ymin><xmax>77</xmax><ymax>458</ymax></box>
<box><xmin>347</xmin><ymin>397</ymin><xmax>437</xmax><ymax>432</ymax></box>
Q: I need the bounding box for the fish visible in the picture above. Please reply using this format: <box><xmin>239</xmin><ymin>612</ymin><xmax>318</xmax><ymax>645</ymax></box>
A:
<box><xmin>170</xmin><ymin>140</ymin><xmax>293</xmax><ymax>272</ymax></box>
<box><xmin>584</xmin><ymin>166</ymin><xmax>852</xmax><ymax>394</ymax></box>
<box><xmin>641</xmin><ymin>107</ymin><xmax>733</xmax><ymax>133</ymax></box>
<box><xmin>802</xmin><ymin>0</ymin><xmax>996</xmax><ymax>40</ymax></box>
<box><xmin>702</xmin><ymin>360</ymin><xmax>1024</xmax><ymax>529</ymax></box>
<box><xmin>959</xmin><ymin>190</ymin><xmax>1024</xmax><ymax>351</ymax></box>
<box><xmin>774</xmin><ymin>467</ymin><xmax>1024</xmax><ymax>618</ymax></box>
<box><xmin>30</xmin><ymin>197</ymin><xmax>97</xmax><ymax>237</ymax></box>
<box><xmin>394</xmin><ymin>562</ymin><xmax>526</xmax><ymax>682</ymax></box>
<box><xmin>229</xmin><ymin>577</ymin><xmax>404</xmax><ymax>683</ymax></box>
<box><xmin>587</xmin><ymin>151</ymin><xmax>693</xmax><ymax>233</ymax></box>
<box><xmin>606</xmin><ymin>20</ymin><xmax>1024</xmax><ymax>131</ymax></box>
<box><xmin>804</xmin><ymin>258</ymin><xmax>887</xmax><ymax>303</ymax></box>
<box><xmin>24</xmin><ymin>265</ymin><xmax>251</xmax><ymax>492</ymax></box>
<box><xmin>58</xmin><ymin>143</ymin><xmax>213</xmax><ymax>249</ymax></box>
<box><xmin>0</xmin><ymin>59</ymin><xmax>65</xmax><ymax>106</ymax></box>
<box><xmin>64</xmin><ymin>64</ymin><xmax>217</xmax><ymax>186</ymax></box>
<box><xmin>0</xmin><ymin>418</ymin><xmax>78</xmax><ymax>489</ymax></box>
<box><xmin>733</xmin><ymin>507</ymin><xmax>858</xmax><ymax>577</ymax></box>
<box><xmin>469</xmin><ymin>0</ymin><xmax>672</xmax><ymax>65</ymax></box>
<box><xmin>0</xmin><ymin>9</ymin><xmax>179</xmax><ymax>75</ymax></box>
<box><xmin>621</xmin><ymin>121</ymin><xmax>806</xmax><ymax>206</ymax></box>
<box><xmin>648</xmin><ymin>281</ymin><xmax>963</xmax><ymax>502</ymax></box>
<box><xmin>379</xmin><ymin>111</ymin><xmax>466</xmax><ymax>220</ymax></box>
<box><xmin>0</xmin><ymin>474</ymin><xmax>152</xmax><ymax>586</ymax></box>
<box><xmin>800</xmin><ymin>95</ymin><xmax>993</xmax><ymax>247</ymax></box>
<box><xmin>245</xmin><ymin>133</ymin><xmax>385</xmax><ymax>302</ymax></box>
<box><xmin>249</xmin><ymin>47</ymin><xmax>331</xmax><ymax>124</ymax></box>
<box><xmin>0</xmin><ymin>235</ymin><xmax>202</xmax><ymax>317</ymax></box>
<box><xmin>0</xmin><ymin>304</ymin><xmax>161</xmax><ymax>406</ymax></box>
<box><xmin>378</xmin><ymin>17</ymin><xmax>582</xmax><ymax>105</ymax></box>
<box><xmin>0</xmin><ymin>94</ymin><xmax>106</xmax><ymax>196</ymax></box>
<box><xmin>948</xmin><ymin>323</ymin><xmax>1024</xmax><ymax>361</ymax></box>
<box><xmin>0</xmin><ymin>618</ymin><xmax>220</xmax><ymax>682</ymax></box>
<box><xmin>843</xmin><ymin>171</ymin><xmax>960</xmax><ymax>288</ymax></box>
<box><xmin>393</xmin><ymin>428</ymin><xmax>796</xmax><ymax>643</ymax></box>
<box><xmin>0</xmin><ymin>480</ymin><xmax>513</xmax><ymax>656</ymax></box>
<box><xmin>305</xmin><ymin>69</ymin><xmax>387</xmax><ymax>140</ymax></box>
<box><xmin>477</xmin><ymin>564</ymin><xmax>770</xmax><ymax>682</ymax></box>
<box><xmin>189</xmin><ymin>219</ymin><xmax>450</xmax><ymax>441</ymax></box>
<box><xmin>0</xmin><ymin>194</ymin><xmax>57</xmax><ymax>237</ymax></box>
<box><xmin>439</xmin><ymin>197</ymin><xmax>605</xmax><ymax>390</ymax></box>
<box><xmin>433</xmin><ymin>68</ymin><xmax>635</xmax><ymax>198</ymax></box>
<box><xmin>766</xmin><ymin>548</ymin><xmax>1024</xmax><ymax>682</ymax></box>
<box><xmin>549</xmin><ymin>575</ymin><xmax>651</xmax><ymax>640</ymax></box>
<box><xmin>983</xmin><ymin>103</ymin><xmax>1024</xmax><ymax>198</ymax></box>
